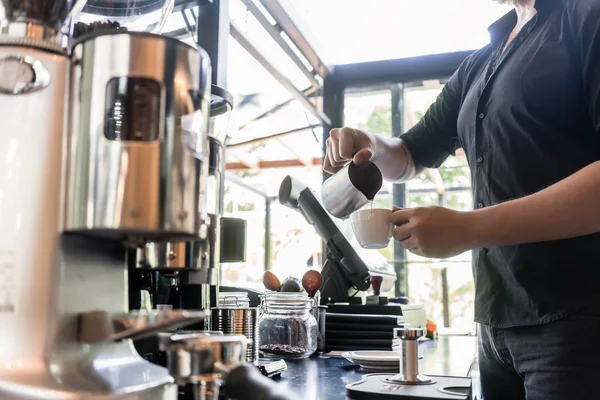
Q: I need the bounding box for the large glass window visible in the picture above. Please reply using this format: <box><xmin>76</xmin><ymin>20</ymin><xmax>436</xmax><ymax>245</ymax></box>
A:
<box><xmin>160</xmin><ymin>0</ymin><xmax>486</xmax><ymax>334</ymax></box>
<box><xmin>221</xmin><ymin>179</ymin><xmax>267</xmax><ymax>289</ymax></box>
<box><xmin>344</xmin><ymin>88</ymin><xmax>394</xmax><ymax>262</ymax></box>
<box><xmin>222</xmin><ymin>165</ymin><xmax>325</xmax><ymax>288</ymax></box>
<box><xmin>342</xmin><ymin>81</ymin><xmax>475</xmax><ymax>334</ymax></box>
<box><xmin>201</xmin><ymin>0</ymin><xmax>327</xmax><ymax>290</ymax></box>
<box><xmin>403</xmin><ymin>82</ymin><xmax>474</xmax><ymax>335</ymax></box>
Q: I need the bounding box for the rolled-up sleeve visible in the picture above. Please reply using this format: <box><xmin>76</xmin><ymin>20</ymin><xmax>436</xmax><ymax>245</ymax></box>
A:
<box><xmin>400</xmin><ymin>64</ymin><xmax>465</xmax><ymax>168</ymax></box>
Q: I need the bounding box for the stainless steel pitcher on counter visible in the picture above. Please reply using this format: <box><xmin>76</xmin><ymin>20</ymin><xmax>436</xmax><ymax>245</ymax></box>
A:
<box><xmin>321</xmin><ymin>161</ymin><xmax>383</xmax><ymax>219</ymax></box>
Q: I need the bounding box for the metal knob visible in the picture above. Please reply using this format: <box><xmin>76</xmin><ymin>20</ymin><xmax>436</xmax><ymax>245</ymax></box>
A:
<box><xmin>389</xmin><ymin>327</ymin><xmax>433</xmax><ymax>385</ymax></box>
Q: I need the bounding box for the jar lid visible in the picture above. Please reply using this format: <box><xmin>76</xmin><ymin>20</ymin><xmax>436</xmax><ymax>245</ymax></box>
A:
<box><xmin>266</xmin><ymin>292</ymin><xmax>309</xmax><ymax>300</ymax></box>
<box><xmin>219</xmin><ymin>292</ymin><xmax>250</xmax><ymax>307</ymax></box>
<box><xmin>219</xmin><ymin>292</ymin><xmax>249</xmax><ymax>299</ymax></box>
<box><xmin>265</xmin><ymin>292</ymin><xmax>313</xmax><ymax>309</ymax></box>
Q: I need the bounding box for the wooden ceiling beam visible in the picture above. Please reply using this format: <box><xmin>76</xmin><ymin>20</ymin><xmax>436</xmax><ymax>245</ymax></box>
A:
<box><xmin>225</xmin><ymin>151</ymin><xmax>467</xmax><ymax>171</ymax></box>
<box><xmin>226</xmin><ymin>157</ymin><xmax>322</xmax><ymax>170</ymax></box>
<box><xmin>275</xmin><ymin>137</ymin><xmax>313</xmax><ymax>166</ymax></box>
<box><xmin>227</xmin><ymin>149</ymin><xmax>261</xmax><ymax>170</ymax></box>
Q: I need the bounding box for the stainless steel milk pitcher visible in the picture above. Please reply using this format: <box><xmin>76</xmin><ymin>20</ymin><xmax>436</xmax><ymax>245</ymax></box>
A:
<box><xmin>321</xmin><ymin>161</ymin><xmax>383</xmax><ymax>219</ymax></box>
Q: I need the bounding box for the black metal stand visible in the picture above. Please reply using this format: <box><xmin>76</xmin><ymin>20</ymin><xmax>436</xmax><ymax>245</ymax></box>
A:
<box><xmin>321</xmin><ymin>257</ymin><xmax>350</xmax><ymax>304</ymax></box>
<box><xmin>195</xmin><ymin>0</ymin><xmax>229</xmax><ymax>88</ymax></box>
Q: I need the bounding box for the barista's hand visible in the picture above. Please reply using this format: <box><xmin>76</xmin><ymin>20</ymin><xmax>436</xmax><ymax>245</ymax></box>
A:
<box><xmin>323</xmin><ymin>127</ymin><xmax>373</xmax><ymax>174</ymax></box>
<box><xmin>390</xmin><ymin>206</ymin><xmax>475</xmax><ymax>259</ymax></box>
<box><xmin>224</xmin><ymin>364</ymin><xmax>301</xmax><ymax>400</ymax></box>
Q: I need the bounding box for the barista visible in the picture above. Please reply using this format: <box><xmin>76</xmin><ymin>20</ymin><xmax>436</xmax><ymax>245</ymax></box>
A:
<box><xmin>324</xmin><ymin>1</ymin><xmax>600</xmax><ymax>399</ymax></box>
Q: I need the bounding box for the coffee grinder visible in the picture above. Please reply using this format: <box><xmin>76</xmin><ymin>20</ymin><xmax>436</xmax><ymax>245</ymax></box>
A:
<box><xmin>0</xmin><ymin>0</ymin><xmax>232</xmax><ymax>397</ymax></box>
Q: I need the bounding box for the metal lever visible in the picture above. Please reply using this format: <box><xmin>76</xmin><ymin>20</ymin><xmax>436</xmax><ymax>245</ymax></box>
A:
<box><xmin>389</xmin><ymin>327</ymin><xmax>434</xmax><ymax>385</ymax></box>
<box><xmin>78</xmin><ymin>309</ymin><xmax>209</xmax><ymax>343</ymax></box>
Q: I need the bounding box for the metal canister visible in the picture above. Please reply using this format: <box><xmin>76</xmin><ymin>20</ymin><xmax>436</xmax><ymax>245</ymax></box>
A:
<box><xmin>65</xmin><ymin>32</ymin><xmax>211</xmax><ymax>241</ymax></box>
<box><xmin>211</xmin><ymin>307</ymin><xmax>259</xmax><ymax>363</ymax></box>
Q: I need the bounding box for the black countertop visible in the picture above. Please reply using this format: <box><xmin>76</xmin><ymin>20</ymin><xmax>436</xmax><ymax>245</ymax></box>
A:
<box><xmin>273</xmin><ymin>336</ymin><xmax>478</xmax><ymax>400</ymax></box>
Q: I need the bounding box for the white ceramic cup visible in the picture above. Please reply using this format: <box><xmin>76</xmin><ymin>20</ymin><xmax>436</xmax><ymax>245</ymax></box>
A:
<box><xmin>350</xmin><ymin>208</ymin><xmax>393</xmax><ymax>249</ymax></box>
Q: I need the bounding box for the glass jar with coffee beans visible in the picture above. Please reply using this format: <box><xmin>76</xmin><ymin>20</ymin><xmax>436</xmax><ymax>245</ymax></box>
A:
<box><xmin>258</xmin><ymin>293</ymin><xmax>317</xmax><ymax>359</ymax></box>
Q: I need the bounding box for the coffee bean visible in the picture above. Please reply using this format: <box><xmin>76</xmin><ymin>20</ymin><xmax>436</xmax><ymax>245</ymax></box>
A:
<box><xmin>259</xmin><ymin>344</ymin><xmax>306</xmax><ymax>356</ymax></box>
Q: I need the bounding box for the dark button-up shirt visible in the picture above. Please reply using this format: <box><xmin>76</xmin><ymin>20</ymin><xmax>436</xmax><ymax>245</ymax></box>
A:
<box><xmin>401</xmin><ymin>0</ymin><xmax>600</xmax><ymax>327</ymax></box>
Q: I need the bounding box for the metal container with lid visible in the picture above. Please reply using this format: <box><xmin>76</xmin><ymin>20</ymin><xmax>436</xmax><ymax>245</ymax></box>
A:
<box><xmin>212</xmin><ymin>304</ymin><xmax>259</xmax><ymax>363</ymax></box>
<box><xmin>218</xmin><ymin>292</ymin><xmax>250</xmax><ymax>308</ymax></box>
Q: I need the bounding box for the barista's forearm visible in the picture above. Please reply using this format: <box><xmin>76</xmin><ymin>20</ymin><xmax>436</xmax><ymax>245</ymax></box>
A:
<box><xmin>370</xmin><ymin>135</ymin><xmax>424</xmax><ymax>182</ymax></box>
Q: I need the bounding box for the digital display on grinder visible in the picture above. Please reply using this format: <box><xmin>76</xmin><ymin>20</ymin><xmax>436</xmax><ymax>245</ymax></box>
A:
<box><xmin>104</xmin><ymin>77</ymin><xmax>161</xmax><ymax>142</ymax></box>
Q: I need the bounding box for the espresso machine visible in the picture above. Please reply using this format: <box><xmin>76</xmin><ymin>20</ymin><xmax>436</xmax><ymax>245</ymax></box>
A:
<box><xmin>0</xmin><ymin>0</ymin><xmax>253</xmax><ymax>398</ymax></box>
<box><xmin>127</xmin><ymin>84</ymin><xmax>245</xmax><ymax>309</ymax></box>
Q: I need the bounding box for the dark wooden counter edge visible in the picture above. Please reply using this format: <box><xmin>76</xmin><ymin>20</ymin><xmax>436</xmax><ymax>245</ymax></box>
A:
<box><xmin>272</xmin><ymin>335</ymin><xmax>479</xmax><ymax>399</ymax></box>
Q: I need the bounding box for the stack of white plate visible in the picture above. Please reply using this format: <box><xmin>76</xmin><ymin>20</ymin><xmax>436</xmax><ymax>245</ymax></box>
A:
<box><xmin>341</xmin><ymin>350</ymin><xmax>400</xmax><ymax>371</ymax></box>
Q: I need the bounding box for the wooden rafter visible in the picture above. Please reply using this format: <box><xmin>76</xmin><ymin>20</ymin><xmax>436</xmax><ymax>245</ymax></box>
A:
<box><xmin>228</xmin><ymin>125</ymin><xmax>320</xmax><ymax>149</ymax></box>
<box><xmin>275</xmin><ymin>137</ymin><xmax>314</xmax><ymax>166</ymax></box>
<box><xmin>227</xmin><ymin>148</ymin><xmax>260</xmax><ymax>170</ymax></box>
<box><xmin>224</xmin><ymin>150</ymin><xmax>467</xmax><ymax>171</ymax></box>
<box><xmin>226</xmin><ymin>157</ymin><xmax>322</xmax><ymax>170</ymax></box>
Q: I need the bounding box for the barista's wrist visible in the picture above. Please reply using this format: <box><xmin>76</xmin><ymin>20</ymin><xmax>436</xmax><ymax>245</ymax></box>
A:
<box><xmin>464</xmin><ymin>207</ymin><xmax>501</xmax><ymax>250</ymax></box>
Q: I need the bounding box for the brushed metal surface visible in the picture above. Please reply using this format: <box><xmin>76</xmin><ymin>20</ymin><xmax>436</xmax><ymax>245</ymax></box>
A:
<box><xmin>64</xmin><ymin>32</ymin><xmax>211</xmax><ymax>241</ymax></box>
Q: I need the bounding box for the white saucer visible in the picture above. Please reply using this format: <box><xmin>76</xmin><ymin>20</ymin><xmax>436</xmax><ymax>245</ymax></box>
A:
<box><xmin>342</xmin><ymin>351</ymin><xmax>400</xmax><ymax>371</ymax></box>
